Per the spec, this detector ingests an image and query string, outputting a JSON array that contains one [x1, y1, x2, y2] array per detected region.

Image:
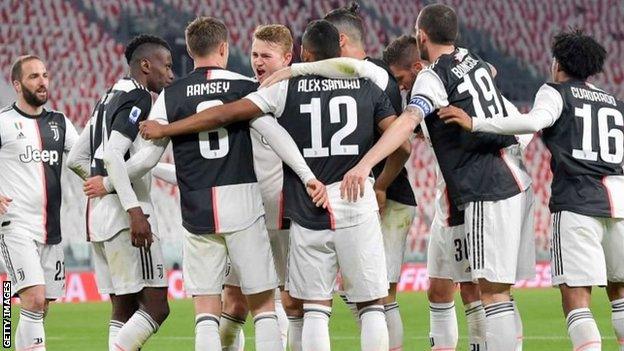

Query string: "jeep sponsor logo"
[[19, 145, 59, 165]]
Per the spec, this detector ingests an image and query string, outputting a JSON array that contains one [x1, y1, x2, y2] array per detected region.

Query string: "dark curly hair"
[[124, 34, 171, 65], [552, 29, 606, 80]]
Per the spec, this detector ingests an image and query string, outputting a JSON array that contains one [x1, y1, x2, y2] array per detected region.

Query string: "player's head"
[[251, 24, 293, 83], [550, 29, 606, 83], [301, 20, 341, 62], [185, 17, 229, 67], [324, 2, 365, 53], [124, 34, 174, 93], [415, 4, 458, 61], [383, 35, 426, 92], [11, 55, 49, 108]]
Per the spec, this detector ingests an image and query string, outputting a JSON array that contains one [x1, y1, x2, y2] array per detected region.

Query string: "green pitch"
[[9, 288, 619, 350]]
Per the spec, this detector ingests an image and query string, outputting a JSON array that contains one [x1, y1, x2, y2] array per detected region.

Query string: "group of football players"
[[1, 2, 623, 351]]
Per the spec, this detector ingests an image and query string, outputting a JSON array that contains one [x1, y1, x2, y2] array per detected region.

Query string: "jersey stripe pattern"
[[543, 80, 624, 218], [163, 67, 263, 234], [0, 104, 69, 244]]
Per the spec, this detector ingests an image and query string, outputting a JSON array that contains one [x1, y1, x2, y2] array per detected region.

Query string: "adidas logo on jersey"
[[19, 145, 59, 166]]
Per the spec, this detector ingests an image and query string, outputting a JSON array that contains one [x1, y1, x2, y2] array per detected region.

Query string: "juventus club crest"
[[49, 121, 60, 141]]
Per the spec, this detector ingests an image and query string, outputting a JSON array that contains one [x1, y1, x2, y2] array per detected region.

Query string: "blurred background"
[[0, 0, 622, 272]]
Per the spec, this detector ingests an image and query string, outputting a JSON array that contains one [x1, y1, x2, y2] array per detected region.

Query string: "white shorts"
[[551, 211, 624, 287], [91, 230, 168, 295], [184, 217, 278, 296], [0, 232, 64, 299], [427, 222, 473, 283], [288, 213, 389, 303], [381, 200, 416, 283], [225, 228, 289, 287], [464, 188, 536, 284]]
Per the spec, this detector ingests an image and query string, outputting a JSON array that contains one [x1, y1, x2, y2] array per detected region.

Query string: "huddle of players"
[[1, 2, 624, 351]]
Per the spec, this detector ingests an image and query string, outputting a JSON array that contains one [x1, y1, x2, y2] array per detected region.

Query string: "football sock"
[[288, 316, 304, 351], [465, 301, 486, 351], [384, 302, 403, 351], [114, 309, 158, 351], [567, 308, 601, 351], [16, 309, 46, 351], [484, 301, 516, 351], [219, 313, 245, 351], [275, 298, 289, 349], [360, 305, 389, 351], [302, 304, 331, 351], [611, 298, 624, 351], [511, 297, 524, 350], [429, 302, 458, 350], [109, 320, 124, 351], [253, 312, 283, 351], [195, 313, 221, 351]]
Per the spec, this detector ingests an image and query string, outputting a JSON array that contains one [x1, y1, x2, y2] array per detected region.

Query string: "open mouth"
[[256, 69, 266, 78]]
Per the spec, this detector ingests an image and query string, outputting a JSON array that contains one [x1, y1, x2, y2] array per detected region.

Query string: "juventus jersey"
[[248, 75, 396, 230], [366, 57, 417, 207], [410, 47, 531, 207], [150, 67, 263, 234], [542, 81, 624, 217], [0, 104, 78, 244], [86, 78, 156, 242]]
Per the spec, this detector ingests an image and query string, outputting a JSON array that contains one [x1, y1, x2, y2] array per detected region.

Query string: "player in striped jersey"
[[0, 55, 79, 351], [439, 29, 624, 351], [67, 35, 174, 351]]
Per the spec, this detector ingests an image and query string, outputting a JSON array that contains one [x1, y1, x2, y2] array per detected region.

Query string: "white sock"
[[235, 329, 245, 351], [275, 298, 289, 349], [195, 313, 221, 351], [384, 303, 403, 351], [359, 305, 389, 351], [612, 298, 624, 351], [340, 294, 361, 327], [464, 301, 486, 351], [511, 297, 523, 350], [253, 312, 283, 351], [429, 302, 458, 350], [16, 309, 46, 351], [109, 320, 124, 351], [288, 316, 304, 351], [302, 304, 331, 351], [114, 310, 158, 351], [567, 308, 601, 351], [484, 301, 516, 351], [220, 313, 245, 351]]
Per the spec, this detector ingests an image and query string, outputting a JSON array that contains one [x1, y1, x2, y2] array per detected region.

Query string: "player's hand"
[[139, 120, 166, 140], [128, 207, 153, 248], [260, 67, 292, 88], [84, 176, 108, 198], [0, 195, 12, 215], [306, 179, 328, 209], [374, 187, 387, 216], [341, 164, 371, 203], [438, 106, 473, 131]]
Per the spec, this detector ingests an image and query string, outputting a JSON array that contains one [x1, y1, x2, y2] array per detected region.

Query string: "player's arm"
[[152, 162, 177, 185], [249, 116, 327, 208], [66, 120, 92, 181], [438, 84, 563, 134], [139, 99, 264, 140], [261, 57, 389, 91]]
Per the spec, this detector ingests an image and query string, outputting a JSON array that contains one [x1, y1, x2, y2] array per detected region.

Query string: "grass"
[[8, 288, 621, 350]]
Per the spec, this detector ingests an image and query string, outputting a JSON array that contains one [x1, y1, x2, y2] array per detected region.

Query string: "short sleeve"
[[408, 69, 449, 117], [63, 116, 79, 152], [245, 80, 289, 118], [111, 89, 153, 140], [373, 89, 397, 125], [147, 90, 169, 124]]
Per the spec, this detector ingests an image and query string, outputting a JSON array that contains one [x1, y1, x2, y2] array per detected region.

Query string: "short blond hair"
[[253, 24, 293, 54]]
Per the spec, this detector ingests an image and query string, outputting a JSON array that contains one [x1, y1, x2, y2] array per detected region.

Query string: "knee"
[[19, 288, 46, 312], [150, 303, 170, 325], [225, 299, 249, 319], [459, 282, 481, 305], [282, 294, 303, 317], [427, 280, 455, 303]]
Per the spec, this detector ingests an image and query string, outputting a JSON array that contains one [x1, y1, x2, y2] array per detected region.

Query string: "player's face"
[[15, 59, 49, 107], [390, 65, 417, 93], [251, 39, 292, 83], [146, 48, 174, 93]]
